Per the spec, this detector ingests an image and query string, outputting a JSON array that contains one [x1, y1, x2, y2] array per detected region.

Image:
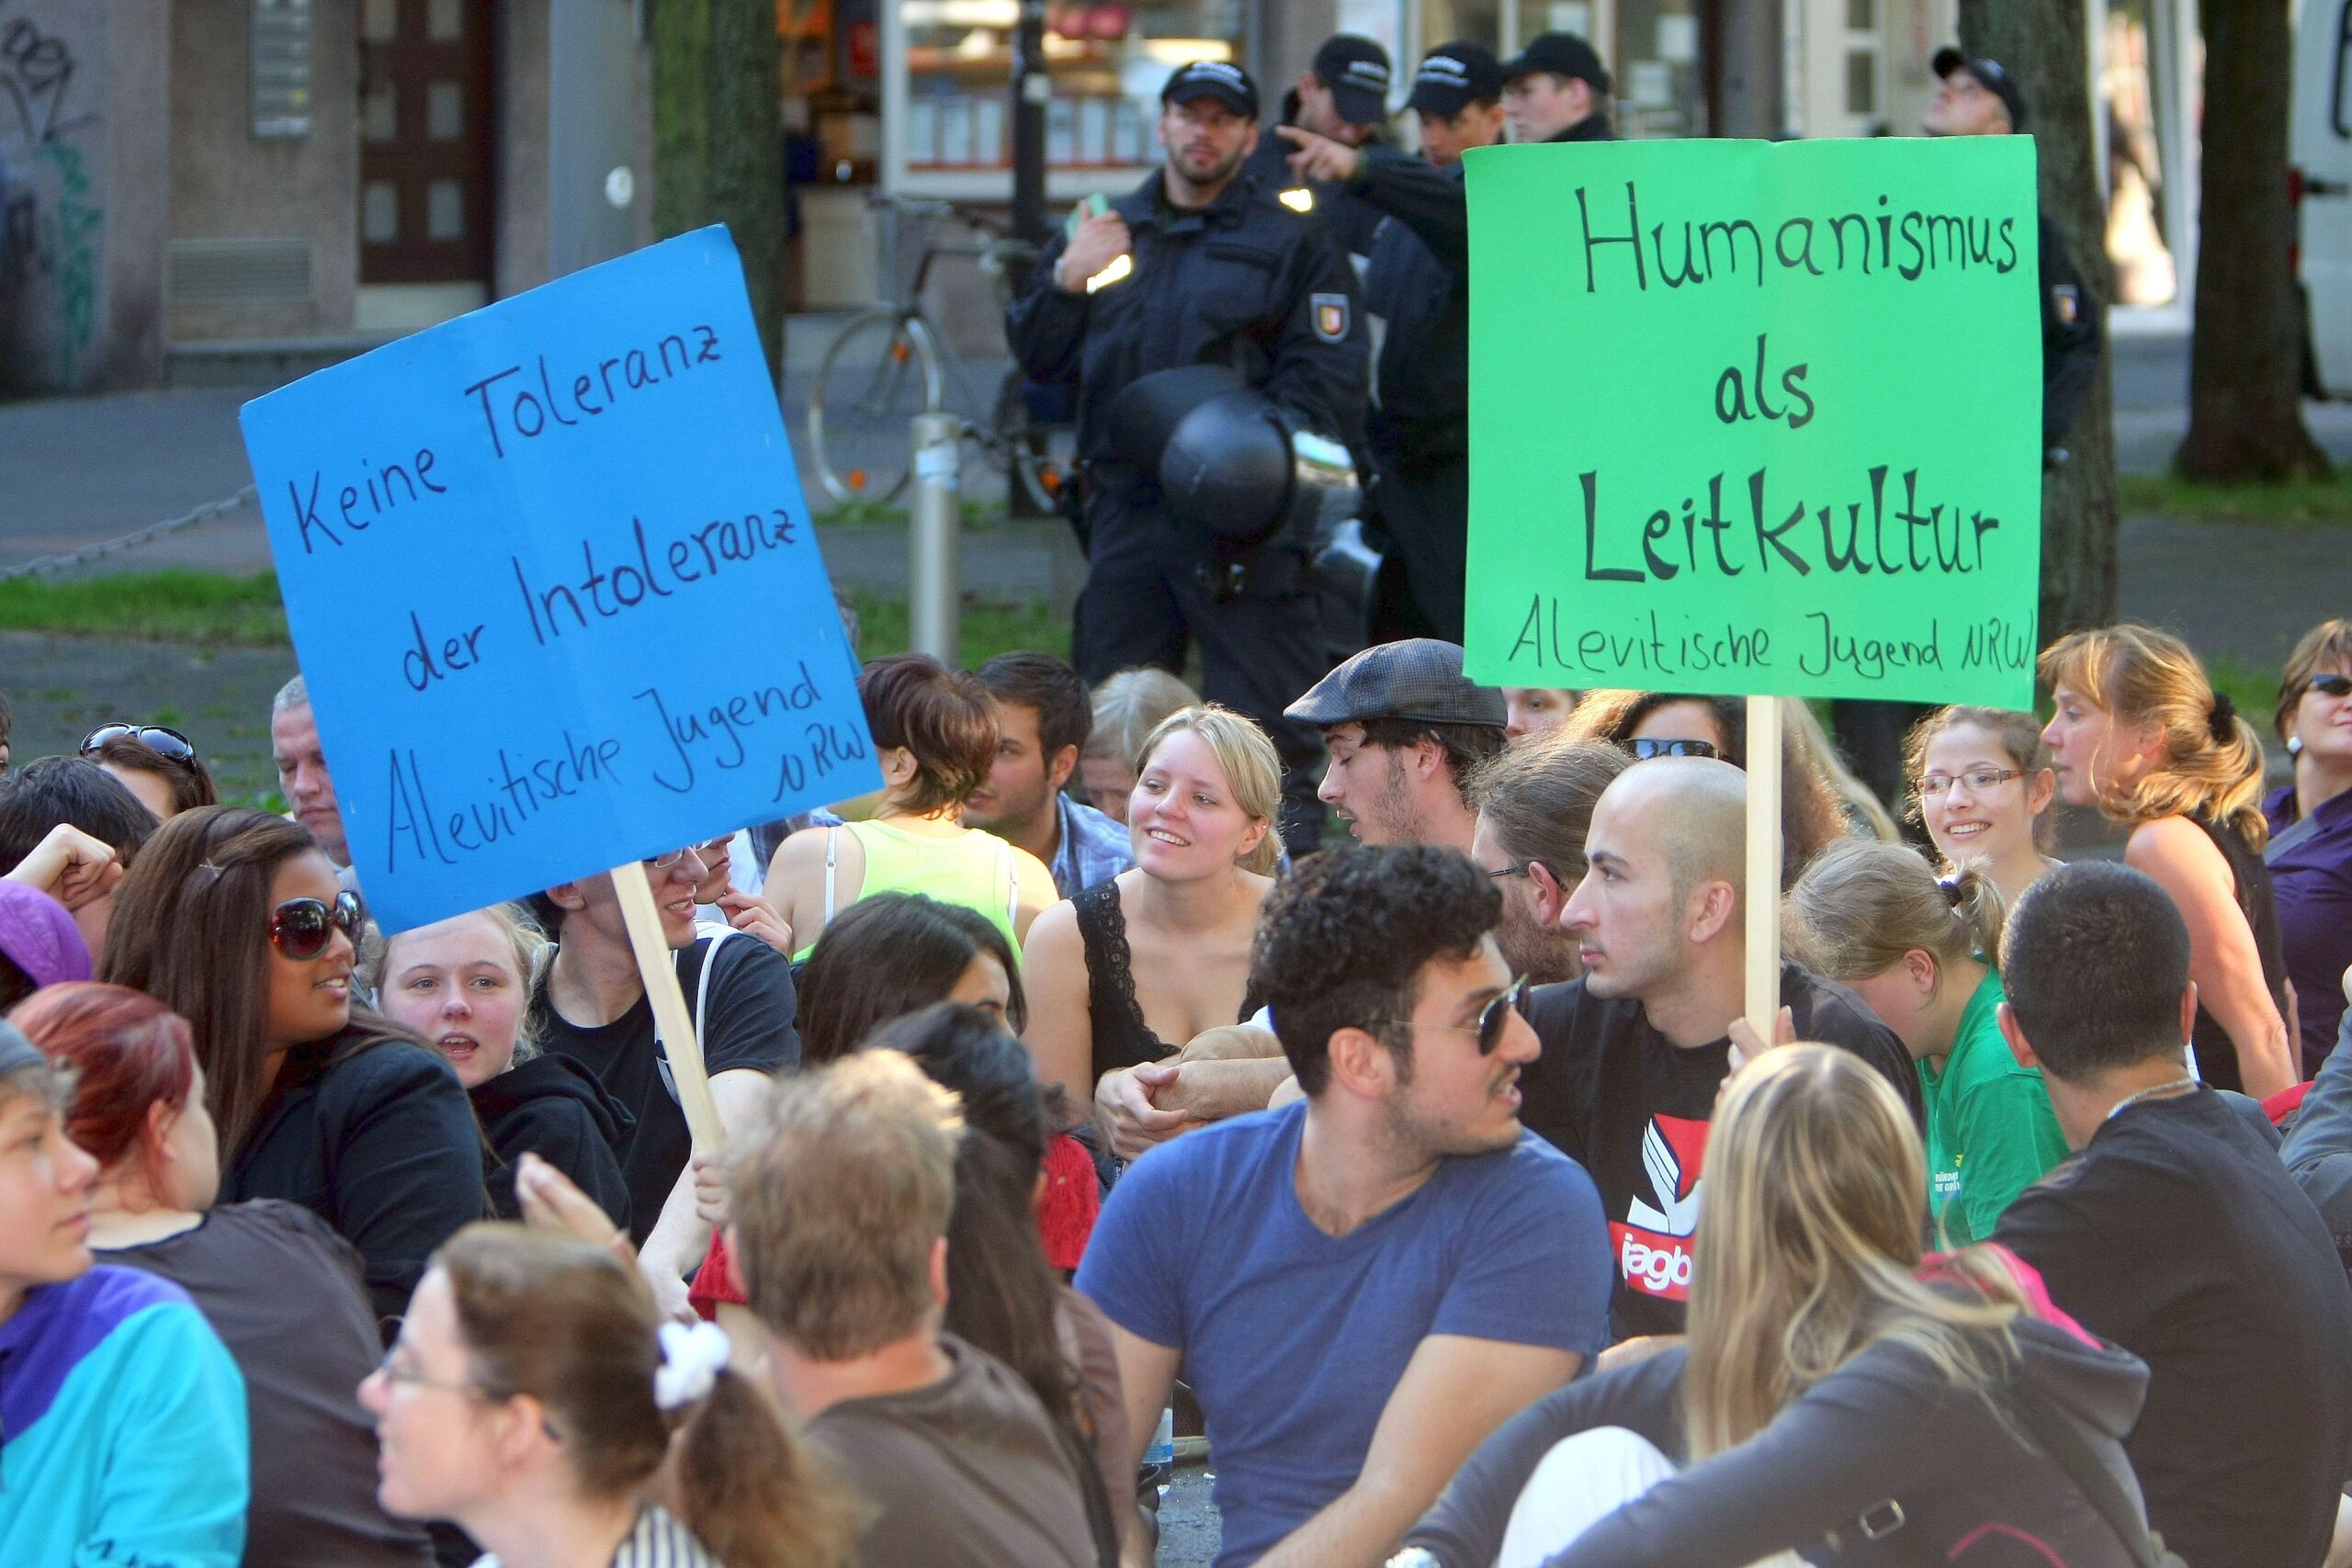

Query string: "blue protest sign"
[[240, 225, 880, 934]]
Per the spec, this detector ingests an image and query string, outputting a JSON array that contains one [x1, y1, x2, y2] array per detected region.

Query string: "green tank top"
[[792, 818, 1023, 962]]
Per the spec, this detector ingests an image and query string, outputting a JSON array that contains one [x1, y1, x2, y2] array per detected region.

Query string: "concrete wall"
[[0, 0, 171, 392], [168, 0, 358, 341]]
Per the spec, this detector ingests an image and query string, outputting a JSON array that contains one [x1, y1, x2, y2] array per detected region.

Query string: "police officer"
[[1240, 35, 1393, 255], [1835, 46, 2108, 811], [1005, 61, 1367, 852]]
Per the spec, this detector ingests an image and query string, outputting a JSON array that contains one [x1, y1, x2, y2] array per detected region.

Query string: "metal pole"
[[910, 412, 964, 665], [1011, 0, 1050, 248]]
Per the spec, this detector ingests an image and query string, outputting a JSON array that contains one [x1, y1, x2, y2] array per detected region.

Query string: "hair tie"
[[1938, 874, 1965, 908], [2209, 692, 2236, 742], [652, 1320, 729, 1411]]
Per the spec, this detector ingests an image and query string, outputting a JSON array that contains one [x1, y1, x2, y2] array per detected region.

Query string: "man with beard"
[[1464, 734, 1627, 986], [1078, 845, 1611, 1568], [1007, 62, 1365, 855], [1285, 638, 1504, 852]]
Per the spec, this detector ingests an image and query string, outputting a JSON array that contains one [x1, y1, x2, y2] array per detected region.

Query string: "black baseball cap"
[[1286, 639, 1507, 729], [1162, 60, 1260, 119], [1931, 48, 2028, 131], [1408, 40, 1505, 117], [1500, 31, 1611, 95], [1311, 35, 1394, 126]]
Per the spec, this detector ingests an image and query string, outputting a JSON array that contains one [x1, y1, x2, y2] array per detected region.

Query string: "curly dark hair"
[[1250, 844, 1499, 1097]]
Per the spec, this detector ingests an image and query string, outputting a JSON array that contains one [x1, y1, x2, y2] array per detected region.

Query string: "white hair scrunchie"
[[653, 1319, 731, 1412]]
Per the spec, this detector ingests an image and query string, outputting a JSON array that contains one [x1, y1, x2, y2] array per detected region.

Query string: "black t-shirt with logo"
[[1521, 961, 1922, 1340]]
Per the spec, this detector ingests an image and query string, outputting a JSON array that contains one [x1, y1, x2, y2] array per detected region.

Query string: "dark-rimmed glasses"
[[81, 723, 198, 767], [1374, 974, 1531, 1055], [1916, 767, 2023, 798], [270, 890, 365, 960], [1623, 738, 1717, 761]]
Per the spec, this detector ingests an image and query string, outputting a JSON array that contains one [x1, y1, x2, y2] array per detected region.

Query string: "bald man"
[[1515, 758, 1919, 1340]]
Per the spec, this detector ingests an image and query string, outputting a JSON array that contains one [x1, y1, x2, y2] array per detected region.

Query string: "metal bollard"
[[910, 412, 963, 665]]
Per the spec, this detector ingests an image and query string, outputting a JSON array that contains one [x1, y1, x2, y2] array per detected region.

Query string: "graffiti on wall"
[[0, 3, 102, 389]]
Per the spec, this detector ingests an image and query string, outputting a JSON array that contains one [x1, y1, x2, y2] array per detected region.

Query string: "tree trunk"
[[1958, 0, 2119, 640], [653, 0, 786, 386], [2175, 0, 2330, 480]]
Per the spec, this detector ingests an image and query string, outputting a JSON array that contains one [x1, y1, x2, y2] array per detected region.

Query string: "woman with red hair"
[[13, 982, 433, 1567]]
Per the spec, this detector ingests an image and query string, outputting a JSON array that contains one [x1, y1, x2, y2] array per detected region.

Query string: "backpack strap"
[[650, 926, 739, 1108]]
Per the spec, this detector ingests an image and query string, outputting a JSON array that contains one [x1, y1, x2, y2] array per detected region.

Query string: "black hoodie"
[[1406, 1297, 2151, 1567], [468, 1053, 635, 1232]]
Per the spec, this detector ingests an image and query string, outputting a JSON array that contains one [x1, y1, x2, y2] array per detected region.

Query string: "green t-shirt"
[[1919, 971, 2071, 1245]]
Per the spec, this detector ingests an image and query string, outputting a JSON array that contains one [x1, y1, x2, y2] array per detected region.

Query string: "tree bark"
[[2174, 0, 2330, 480], [1958, 0, 2120, 640], [653, 0, 786, 386]]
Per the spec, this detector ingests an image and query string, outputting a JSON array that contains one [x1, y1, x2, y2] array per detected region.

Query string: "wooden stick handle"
[[609, 859, 725, 1151], [1744, 695, 1784, 1043]]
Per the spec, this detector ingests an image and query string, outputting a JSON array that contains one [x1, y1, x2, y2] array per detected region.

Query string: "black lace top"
[[1073, 881, 1260, 1084], [2187, 810, 2291, 1093]]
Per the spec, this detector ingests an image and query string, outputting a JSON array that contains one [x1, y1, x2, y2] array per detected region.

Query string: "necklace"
[[2105, 1077, 2198, 1122]]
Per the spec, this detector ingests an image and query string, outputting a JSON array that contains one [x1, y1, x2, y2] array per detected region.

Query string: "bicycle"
[[806, 195, 1064, 512]]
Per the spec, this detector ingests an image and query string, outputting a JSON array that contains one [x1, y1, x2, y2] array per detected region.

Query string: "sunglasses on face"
[[1623, 737, 1718, 761], [270, 890, 365, 960], [1375, 974, 1532, 1055], [81, 722, 199, 767], [2307, 674, 2352, 700]]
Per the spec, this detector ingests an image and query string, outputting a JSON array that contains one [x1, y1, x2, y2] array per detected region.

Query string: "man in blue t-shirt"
[[1076, 844, 1613, 1568]]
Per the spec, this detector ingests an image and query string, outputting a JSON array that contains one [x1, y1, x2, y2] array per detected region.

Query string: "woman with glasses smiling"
[[97, 806, 487, 1330], [1903, 705, 2062, 910], [2267, 619, 2352, 1078]]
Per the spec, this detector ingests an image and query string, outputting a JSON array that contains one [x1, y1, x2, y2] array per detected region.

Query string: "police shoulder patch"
[[1312, 291, 1351, 343]]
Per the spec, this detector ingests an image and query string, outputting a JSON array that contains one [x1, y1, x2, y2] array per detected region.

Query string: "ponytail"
[[1787, 839, 2003, 997], [663, 1367, 863, 1568]]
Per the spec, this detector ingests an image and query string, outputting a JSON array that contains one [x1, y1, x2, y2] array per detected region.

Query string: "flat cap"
[[1285, 639, 1507, 728]]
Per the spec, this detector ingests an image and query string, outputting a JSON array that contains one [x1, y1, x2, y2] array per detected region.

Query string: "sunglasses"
[[270, 890, 366, 960], [2307, 674, 2352, 699], [1623, 737, 1718, 761], [81, 723, 199, 767], [1374, 974, 1532, 1055]]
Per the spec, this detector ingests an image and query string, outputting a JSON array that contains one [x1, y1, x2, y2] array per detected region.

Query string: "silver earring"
[[2288, 736, 2304, 757]]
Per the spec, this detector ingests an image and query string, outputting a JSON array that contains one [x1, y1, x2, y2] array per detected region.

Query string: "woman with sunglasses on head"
[[362, 904, 634, 1230], [99, 805, 487, 1329], [81, 722, 219, 821], [1564, 690, 1849, 887], [2267, 619, 2352, 1080], [15, 981, 435, 1566], [363, 1224, 856, 1568], [2041, 625, 2294, 1098], [1904, 705, 2062, 910]]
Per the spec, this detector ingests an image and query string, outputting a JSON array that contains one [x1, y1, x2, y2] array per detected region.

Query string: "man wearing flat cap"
[[1286, 638, 1506, 852]]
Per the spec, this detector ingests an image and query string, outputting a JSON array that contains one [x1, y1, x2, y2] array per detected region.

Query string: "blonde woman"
[[2041, 624, 2294, 1097], [365, 903, 633, 1227], [1401, 1047, 2153, 1568], [1789, 840, 2067, 1242], [1023, 705, 1282, 1160]]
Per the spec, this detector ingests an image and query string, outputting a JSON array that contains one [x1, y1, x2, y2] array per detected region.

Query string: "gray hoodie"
[[1405, 1307, 2151, 1567]]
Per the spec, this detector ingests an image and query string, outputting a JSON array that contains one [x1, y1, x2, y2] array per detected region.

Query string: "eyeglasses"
[[270, 890, 365, 960], [1485, 863, 1531, 881], [1915, 767, 2023, 798], [644, 848, 706, 872], [81, 723, 198, 767], [1623, 738, 1717, 761], [2306, 673, 2352, 700], [1373, 975, 1531, 1056], [375, 1344, 488, 1401]]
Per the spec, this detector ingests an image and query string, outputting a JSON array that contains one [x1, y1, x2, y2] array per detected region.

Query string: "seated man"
[[527, 844, 798, 1314], [1523, 757, 1919, 1340], [1993, 863, 2352, 1568], [1285, 638, 1505, 852], [1078, 844, 1613, 1568], [1465, 734, 1628, 987], [968, 652, 1136, 898], [726, 1048, 1094, 1568], [269, 674, 351, 874], [0, 756, 158, 954]]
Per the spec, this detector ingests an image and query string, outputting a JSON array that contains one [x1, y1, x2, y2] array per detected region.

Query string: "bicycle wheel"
[[808, 310, 943, 506], [988, 365, 1066, 514]]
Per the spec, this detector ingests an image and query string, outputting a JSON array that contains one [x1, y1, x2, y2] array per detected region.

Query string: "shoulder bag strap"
[[2004, 1369, 2174, 1568]]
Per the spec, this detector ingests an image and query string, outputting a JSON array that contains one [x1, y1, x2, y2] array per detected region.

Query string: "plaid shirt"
[[1051, 792, 1136, 897]]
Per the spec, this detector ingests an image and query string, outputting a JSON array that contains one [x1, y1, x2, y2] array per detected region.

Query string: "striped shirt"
[[475, 1505, 719, 1567]]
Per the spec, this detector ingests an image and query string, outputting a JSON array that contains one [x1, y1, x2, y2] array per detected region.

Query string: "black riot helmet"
[[1106, 366, 1359, 551]]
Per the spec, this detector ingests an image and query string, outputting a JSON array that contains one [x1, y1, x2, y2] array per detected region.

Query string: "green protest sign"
[[1463, 136, 2042, 708]]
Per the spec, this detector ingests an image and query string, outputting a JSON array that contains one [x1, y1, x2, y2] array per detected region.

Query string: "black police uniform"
[[1241, 104, 1389, 257], [1005, 167, 1368, 852], [1345, 112, 1613, 643]]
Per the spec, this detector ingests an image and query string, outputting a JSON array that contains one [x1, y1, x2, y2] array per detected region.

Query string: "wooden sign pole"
[[609, 859, 726, 1151], [1743, 695, 1784, 1043]]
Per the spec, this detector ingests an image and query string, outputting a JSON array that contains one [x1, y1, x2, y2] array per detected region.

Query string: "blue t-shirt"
[[1075, 1102, 1612, 1567]]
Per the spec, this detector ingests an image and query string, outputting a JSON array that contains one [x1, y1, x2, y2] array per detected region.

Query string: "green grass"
[[0, 568, 1061, 669], [0, 570, 291, 644], [2119, 468, 2352, 525], [2206, 654, 2283, 731], [814, 497, 1012, 530]]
